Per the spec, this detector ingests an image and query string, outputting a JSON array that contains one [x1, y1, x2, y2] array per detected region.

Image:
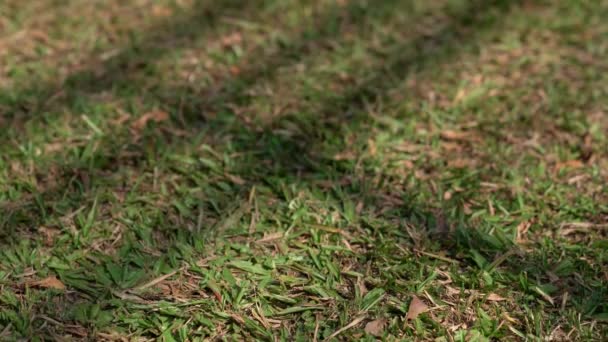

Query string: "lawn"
[[0, 0, 607, 340]]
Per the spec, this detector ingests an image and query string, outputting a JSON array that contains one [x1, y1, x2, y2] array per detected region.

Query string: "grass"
[[0, 0, 607, 340]]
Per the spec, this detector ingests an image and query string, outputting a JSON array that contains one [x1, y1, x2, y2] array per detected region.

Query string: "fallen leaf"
[[440, 130, 477, 142], [546, 271, 560, 283], [441, 141, 464, 151], [516, 221, 532, 243], [486, 293, 506, 301], [30, 276, 65, 290], [364, 318, 386, 336], [225, 173, 246, 185], [256, 232, 283, 243], [555, 159, 584, 171], [44, 142, 65, 153], [38, 226, 60, 246], [131, 110, 169, 131], [229, 65, 241, 75], [341, 238, 353, 251], [559, 221, 608, 236], [220, 32, 243, 47], [355, 201, 364, 214], [393, 143, 424, 153], [357, 277, 368, 297], [567, 174, 588, 185], [111, 110, 131, 126], [29, 29, 50, 43], [155, 283, 173, 296], [445, 286, 460, 297], [152, 5, 173, 17], [447, 158, 471, 168], [488, 199, 495, 216], [333, 151, 356, 161], [367, 139, 377, 156], [581, 133, 594, 161], [231, 313, 245, 325], [406, 295, 428, 320], [472, 74, 484, 85]]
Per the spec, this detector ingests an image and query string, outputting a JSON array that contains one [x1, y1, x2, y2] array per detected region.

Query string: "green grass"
[[1, 0, 607, 340]]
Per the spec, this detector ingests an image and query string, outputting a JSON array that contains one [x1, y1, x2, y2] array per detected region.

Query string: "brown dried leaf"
[[333, 151, 356, 161], [152, 5, 173, 17], [488, 199, 495, 216], [555, 159, 584, 171], [486, 293, 506, 301], [581, 133, 594, 161], [546, 271, 560, 283], [447, 158, 471, 168], [445, 286, 460, 297], [440, 130, 474, 142], [231, 313, 245, 325], [44, 142, 65, 153], [111, 111, 131, 126], [38, 226, 60, 246], [256, 232, 283, 243], [225, 173, 246, 185], [516, 221, 532, 243], [441, 141, 464, 151], [393, 143, 424, 153], [221, 32, 243, 47], [364, 318, 386, 336], [131, 110, 169, 131], [443, 191, 452, 200], [367, 139, 377, 156], [406, 295, 428, 320], [355, 201, 364, 215], [567, 174, 588, 185], [30, 276, 65, 290], [229, 65, 242, 76], [29, 30, 50, 43], [358, 277, 368, 297]]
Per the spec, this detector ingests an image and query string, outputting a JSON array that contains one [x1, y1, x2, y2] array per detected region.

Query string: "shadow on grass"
[[0, 0, 492, 240], [0, 0, 402, 237], [1, 0, 604, 339]]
